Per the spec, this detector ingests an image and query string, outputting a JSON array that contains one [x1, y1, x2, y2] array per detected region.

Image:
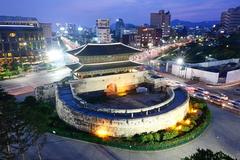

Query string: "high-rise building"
[[0, 16, 40, 27], [150, 10, 171, 37], [115, 18, 125, 41], [0, 25, 44, 65], [138, 27, 162, 48], [96, 19, 111, 43], [122, 33, 139, 48], [0, 16, 50, 65], [66, 23, 78, 35], [40, 23, 52, 47], [221, 6, 240, 33]]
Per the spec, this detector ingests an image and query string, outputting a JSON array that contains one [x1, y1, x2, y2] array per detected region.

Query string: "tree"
[[0, 87, 40, 160], [11, 61, 20, 71], [23, 64, 31, 72], [0, 94, 17, 159], [4, 69, 12, 78], [20, 97, 55, 160], [182, 148, 236, 160], [2, 64, 8, 71], [23, 96, 37, 106], [17, 66, 23, 73]]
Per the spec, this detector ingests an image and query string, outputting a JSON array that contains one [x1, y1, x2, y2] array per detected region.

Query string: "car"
[[192, 93, 209, 100], [227, 100, 240, 109], [217, 93, 228, 101], [208, 94, 223, 105], [196, 87, 209, 94], [209, 94, 221, 101], [185, 86, 196, 93]]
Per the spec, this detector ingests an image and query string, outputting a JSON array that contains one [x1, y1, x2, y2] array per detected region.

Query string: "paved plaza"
[[0, 67, 70, 101]]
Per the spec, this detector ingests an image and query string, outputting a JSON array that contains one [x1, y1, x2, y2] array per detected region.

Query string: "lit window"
[[9, 33, 16, 37]]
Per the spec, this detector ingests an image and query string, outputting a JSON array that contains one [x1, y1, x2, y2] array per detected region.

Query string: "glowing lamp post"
[[96, 129, 108, 138], [78, 27, 83, 32], [176, 58, 184, 65], [46, 49, 64, 66], [176, 58, 184, 78]]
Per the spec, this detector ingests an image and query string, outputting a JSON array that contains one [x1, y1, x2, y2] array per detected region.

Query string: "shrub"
[[181, 126, 191, 132], [163, 130, 179, 140], [140, 134, 154, 143], [153, 132, 161, 142]]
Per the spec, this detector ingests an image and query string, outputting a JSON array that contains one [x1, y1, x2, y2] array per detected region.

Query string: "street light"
[[176, 58, 185, 78], [60, 27, 65, 31], [78, 27, 83, 31], [176, 58, 184, 65], [46, 49, 63, 62]]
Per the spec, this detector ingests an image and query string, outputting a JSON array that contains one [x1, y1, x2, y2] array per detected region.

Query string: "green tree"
[[23, 96, 37, 106], [2, 64, 8, 71], [4, 69, 12, 78], [17, 66, 23, 73], [182, 148, 236, 160], [23, 64, 31, 72], [0, 89, 17, 159], [11, 61, 20, 71], [0, 87, 40, 160]]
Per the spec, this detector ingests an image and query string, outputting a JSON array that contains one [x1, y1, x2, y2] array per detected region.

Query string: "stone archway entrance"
[[105, 83, 118, 96]]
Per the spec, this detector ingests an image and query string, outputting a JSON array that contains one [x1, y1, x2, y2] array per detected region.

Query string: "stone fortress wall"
[[56, 92, 189, 137], [70, 71, 147, 94], [56, 72, 190, 137]]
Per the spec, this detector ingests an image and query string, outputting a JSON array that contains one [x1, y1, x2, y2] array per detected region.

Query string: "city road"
[[0, 67, 71, 98]]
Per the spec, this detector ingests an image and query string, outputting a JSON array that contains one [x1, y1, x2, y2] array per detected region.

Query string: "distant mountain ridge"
[[171, 19, 219, 28], [110, 23, 137, 30], [110, 19, 220, 30]]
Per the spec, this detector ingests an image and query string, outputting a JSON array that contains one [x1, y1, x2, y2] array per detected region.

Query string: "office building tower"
[[115, 18, 125, 41], [150, 10, 171, 37], [221, 6, 240, 33], [96, 19, 111, 43]]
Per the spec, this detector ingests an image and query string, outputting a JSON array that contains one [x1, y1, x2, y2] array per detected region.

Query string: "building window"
[[8, 53, 12, 57], [9, 33, 16, 38], [4, 43, 10, 52]]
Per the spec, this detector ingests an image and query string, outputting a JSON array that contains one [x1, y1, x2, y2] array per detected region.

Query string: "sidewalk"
[[207, 81, 240, 88]]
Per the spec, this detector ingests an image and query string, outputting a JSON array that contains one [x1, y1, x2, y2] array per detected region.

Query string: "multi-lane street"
[[0, 67, 70, 100], [148, 67, 240, 114]]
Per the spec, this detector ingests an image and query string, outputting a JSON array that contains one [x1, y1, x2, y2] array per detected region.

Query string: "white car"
[[227, 100, 240, 109], [192, 93, 209, 100], [196, 87, 209, 94], [218, 93, 228, 101]]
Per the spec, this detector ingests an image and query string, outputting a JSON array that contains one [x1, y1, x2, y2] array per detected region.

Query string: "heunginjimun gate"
[[66, 43, 142, 79]]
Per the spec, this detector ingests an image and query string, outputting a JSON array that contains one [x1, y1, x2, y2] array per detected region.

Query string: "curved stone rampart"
[[56, 86, 189, 137]]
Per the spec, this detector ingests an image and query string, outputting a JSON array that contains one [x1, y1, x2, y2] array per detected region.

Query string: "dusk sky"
[[0, 0, 239, 27]]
